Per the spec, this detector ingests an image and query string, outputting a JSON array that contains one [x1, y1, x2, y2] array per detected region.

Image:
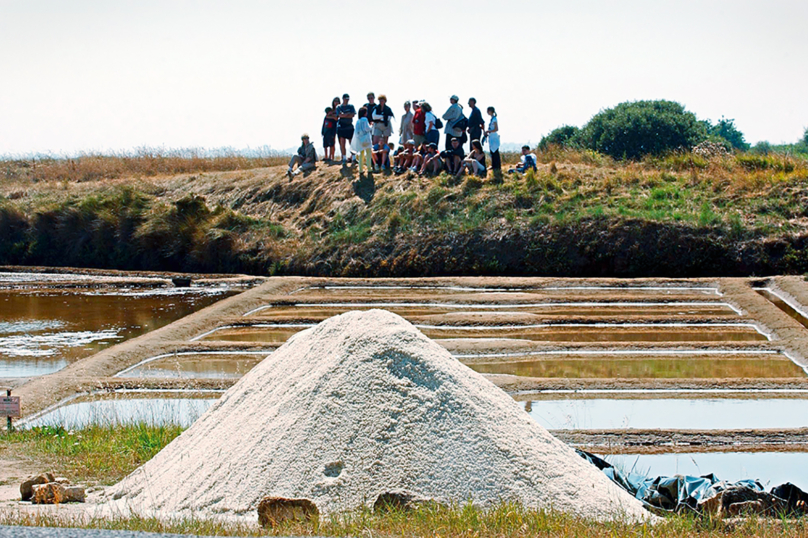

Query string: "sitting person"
[[287, 134, 317, 178], [372, 142, 394, 171], [409, 143, 428, 172], [439, 137, 465, 175], [419, 143, 442, 176], [394, 140, 416, 174], [509, 145, 538, 173], [458, 139, 487, 178]]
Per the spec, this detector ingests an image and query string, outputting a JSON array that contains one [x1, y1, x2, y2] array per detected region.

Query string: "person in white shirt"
[[421, 102, 440, 146], [399, 101, 414, 145], [509, 145, 538, 174], [371, 94, 395, 146], [485, 106, 501, 172]]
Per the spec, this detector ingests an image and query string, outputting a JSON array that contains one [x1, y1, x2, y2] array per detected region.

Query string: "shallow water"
[[755, 288, 808, 330], [23, 395, 219, 429], [525, 398, 808, 430], [120, 352, 269, 379], [470, 356, 805, 379], [293, 285, 722, 297], [199, 324, 767, 344], [0, 288, 236, 377], [604, 452, 808, 491]]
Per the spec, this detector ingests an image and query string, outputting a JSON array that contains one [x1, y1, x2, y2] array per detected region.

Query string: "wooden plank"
[[0, 397, 20, 418]]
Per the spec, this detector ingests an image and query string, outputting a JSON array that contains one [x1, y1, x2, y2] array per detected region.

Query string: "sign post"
[[1, 390, 21, 432]]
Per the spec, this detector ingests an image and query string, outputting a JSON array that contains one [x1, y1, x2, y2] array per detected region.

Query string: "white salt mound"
[[106, 310, 648, 521]]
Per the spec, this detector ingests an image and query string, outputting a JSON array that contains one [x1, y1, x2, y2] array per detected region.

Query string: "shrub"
[[575, 100, 707, 160], [538, 125, 580, 150], [706, 117, 749, 151]]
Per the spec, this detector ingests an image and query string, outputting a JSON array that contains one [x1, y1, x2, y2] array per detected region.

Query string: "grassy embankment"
[[2, 148, 808, 277], [2, 424, 806, 537], [1, 424, 805, 537]]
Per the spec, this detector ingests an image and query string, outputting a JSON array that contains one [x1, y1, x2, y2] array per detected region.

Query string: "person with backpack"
[[335, 94, 356, 164], [442, 95, 466, 150], [421, 102, 441, 147], [467, 97, 485, 151]]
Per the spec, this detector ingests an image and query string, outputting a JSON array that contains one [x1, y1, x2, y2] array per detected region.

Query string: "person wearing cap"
[[371, 94, 395, 146], [287, 134, 317, 178], [467, 97, 485, 152], [399, 101, 414, 146], [335, 94, 356, 163], [411, 101, 426, 147], [442, 95, 466, 151]]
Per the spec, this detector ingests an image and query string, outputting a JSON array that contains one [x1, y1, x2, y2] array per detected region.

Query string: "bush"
[[706, 117, 749, 151], [576, 100, 707, 160], [538, 125, 580, 150]]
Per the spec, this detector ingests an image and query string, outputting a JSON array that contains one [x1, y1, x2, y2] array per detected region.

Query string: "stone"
[[63, 486, 86, 503], [373, 491, 443, 513], [257, 497, 318, 528], [727, 500, 765, 516], [20, 474, 52, 502], [32, 482, 66, 505], [54, 477, 71, 485], [699, 485, 785, 518]]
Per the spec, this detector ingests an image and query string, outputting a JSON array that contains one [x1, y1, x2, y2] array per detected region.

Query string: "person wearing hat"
[[335, 94, 356, 163], [371, 94, 395, 146], [442, 95, 466, 151], [287, 134, 318, 178]]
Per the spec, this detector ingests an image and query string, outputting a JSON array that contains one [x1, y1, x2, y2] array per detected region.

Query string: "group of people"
[[288, 93, 506, 178]]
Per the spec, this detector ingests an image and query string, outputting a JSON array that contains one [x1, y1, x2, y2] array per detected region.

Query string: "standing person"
[[467, 97, 485, 151], [321, 107, 338, 162], [371, 94, 395, 146], [331, 96, 341, 112], [422, 102, 440, 146], [350, 107, 373, 175], [485, 106, 501, 172], [287, 134, 317, 178], [335, 94, 356, 163], [442, 95, 465, 150], [399, 101, 414, 145], [411, 101, 426, 147], [363, 92, 376, 126]]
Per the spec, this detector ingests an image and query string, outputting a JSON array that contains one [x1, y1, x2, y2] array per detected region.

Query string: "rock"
[[54, 477, 71, 485], [257, 497, 318, 528], [373, 491, 443, 512], [20, 474, 52, 501], [63, 486, 86, 503], [32, 482, 66, 505], [727, 500, 765, 516]]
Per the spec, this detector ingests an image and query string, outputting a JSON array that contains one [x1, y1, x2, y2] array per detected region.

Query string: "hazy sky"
[[1, 0, 806, 155]]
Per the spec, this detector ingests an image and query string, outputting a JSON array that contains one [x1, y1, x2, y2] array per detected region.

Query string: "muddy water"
[[121, 352, 269, 379], [253, 304, 737, 318], [0, 289, 235, 377], [525, 397, 808, 430], [755, 289, 808, 330], [470, 356, 805, 379], [604, 452, 808, 491], [199, 324, 767, 344], [23, 393, 219, 429]]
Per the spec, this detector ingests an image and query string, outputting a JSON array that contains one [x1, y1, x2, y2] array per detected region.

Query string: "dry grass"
[[1, 148, 289, 183]]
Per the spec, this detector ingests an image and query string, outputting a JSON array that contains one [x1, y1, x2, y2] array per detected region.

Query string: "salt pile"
[[105, 310, 648, 521]]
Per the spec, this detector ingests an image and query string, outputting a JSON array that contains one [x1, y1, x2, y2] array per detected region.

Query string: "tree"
[[538, 125, 580, 150], [708, 117, 749, 151], [575, 100, 707, 160]]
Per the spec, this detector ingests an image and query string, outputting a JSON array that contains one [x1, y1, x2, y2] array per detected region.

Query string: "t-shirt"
[[521, 153, 537, 169], [322, 115, 337, 134], [425, 112, 437, 132], [335, 104, 356, 127]]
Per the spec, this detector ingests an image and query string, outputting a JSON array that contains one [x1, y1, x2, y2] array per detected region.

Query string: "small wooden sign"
[[0, 396, 20, 418]]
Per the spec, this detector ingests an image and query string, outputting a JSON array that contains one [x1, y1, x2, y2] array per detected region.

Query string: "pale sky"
[[1, 0, 806, 156]]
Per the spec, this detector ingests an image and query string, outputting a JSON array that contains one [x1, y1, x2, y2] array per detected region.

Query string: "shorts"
[[426, 130, 440, 145], [372, 122, 393, 138], [413, 134, 426, 147], [322, 130, 336, 147], [337, 125, 354, 140]]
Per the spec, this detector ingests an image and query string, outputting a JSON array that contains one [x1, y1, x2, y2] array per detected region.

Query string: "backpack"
[[434, 117, 443, 129], [453, 115, 468, 131]]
